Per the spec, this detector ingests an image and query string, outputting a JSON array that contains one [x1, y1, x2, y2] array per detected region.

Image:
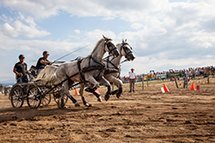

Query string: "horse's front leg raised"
[[85, 83, 102, 102], [85, 75, 105, 102], [106, 75, 123, 98], [98, 76, 111, 101]]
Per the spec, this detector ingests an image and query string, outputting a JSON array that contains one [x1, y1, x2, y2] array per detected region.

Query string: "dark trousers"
[[129, 79, 135, 92]]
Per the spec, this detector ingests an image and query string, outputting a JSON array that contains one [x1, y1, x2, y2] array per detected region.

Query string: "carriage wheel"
[[27, 85, 41, 109], [41, 94, 52, 107], [54, 93, 68, 109], [39, 87, 52, 107], [10, 85, 24, 108]]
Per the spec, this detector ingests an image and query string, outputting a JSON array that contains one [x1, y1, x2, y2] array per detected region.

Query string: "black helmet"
[[19, 54, 25, 59]]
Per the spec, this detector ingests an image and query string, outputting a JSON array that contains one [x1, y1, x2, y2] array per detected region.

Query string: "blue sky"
[[0, 0, 215, 83]]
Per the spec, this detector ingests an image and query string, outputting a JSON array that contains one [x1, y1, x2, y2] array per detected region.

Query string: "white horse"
[[34, 36, 119, 107], [84, 40, 135, 101]]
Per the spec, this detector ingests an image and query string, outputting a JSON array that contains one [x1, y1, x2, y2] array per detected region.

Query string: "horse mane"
[[116, 43, 122, 48], [116, 43, 123, 54], [90, 38, 104, 55]]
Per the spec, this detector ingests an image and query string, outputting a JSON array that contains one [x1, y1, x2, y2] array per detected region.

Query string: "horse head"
[[120, 39, 135, 61], [103, 35, 119, 57]]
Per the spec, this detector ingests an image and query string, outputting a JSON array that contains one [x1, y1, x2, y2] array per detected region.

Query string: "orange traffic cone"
[[190, 82, 195, 91], [74, 88, 80, 96], [161, 84, 170, 93], [164, 84, 170, 92]]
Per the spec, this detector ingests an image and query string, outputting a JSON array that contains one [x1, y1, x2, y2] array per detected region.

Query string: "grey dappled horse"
[[34, 36, 119, 107], [83, 40, 135, 101]]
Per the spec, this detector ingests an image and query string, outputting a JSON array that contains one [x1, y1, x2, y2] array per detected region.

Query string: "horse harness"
[[52, 39, 116, 87], [76, 39, 117, 82], [104, 56, 120, 75], [77, 55, 105, 83]]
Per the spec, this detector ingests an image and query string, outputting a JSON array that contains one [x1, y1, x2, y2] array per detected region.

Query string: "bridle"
[[120, 42, 133, 58], [104, 39, 118, 55], [104, 42, 133, 73]]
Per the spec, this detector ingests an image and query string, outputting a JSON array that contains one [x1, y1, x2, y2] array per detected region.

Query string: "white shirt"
[[129, 72, 136, 79]]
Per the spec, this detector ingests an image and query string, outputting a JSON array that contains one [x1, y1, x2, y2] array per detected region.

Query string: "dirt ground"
[[0, 78, 214, 143]]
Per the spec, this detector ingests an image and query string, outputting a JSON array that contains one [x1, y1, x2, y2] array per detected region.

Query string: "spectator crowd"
[[121, 66, 215, 83]]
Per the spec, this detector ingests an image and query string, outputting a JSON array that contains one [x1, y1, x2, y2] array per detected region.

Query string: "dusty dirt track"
[[0, 78, 215, 143]]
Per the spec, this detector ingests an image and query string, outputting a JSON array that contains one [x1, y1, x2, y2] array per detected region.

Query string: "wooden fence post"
[[174, 77, 179, 88], [142, 77, 144, 90]]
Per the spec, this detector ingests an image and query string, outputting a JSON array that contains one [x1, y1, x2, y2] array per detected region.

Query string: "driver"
[[36, 51, 51, 73]]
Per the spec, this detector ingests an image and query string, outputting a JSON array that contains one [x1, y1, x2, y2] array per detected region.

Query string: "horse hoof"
[[74, 102, 80, 107], [116, 93, 121, 98], [85, 103, 92, 107], [97, 97, 102, 102], [104, 95, 110, 101]]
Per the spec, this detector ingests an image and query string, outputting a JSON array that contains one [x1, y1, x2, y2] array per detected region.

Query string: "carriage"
[[9, 65, 69, 109]]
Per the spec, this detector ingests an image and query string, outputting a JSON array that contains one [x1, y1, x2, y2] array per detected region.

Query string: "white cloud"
[[0, 30, 115, 82], [0, 0, 215, 82], [1, 0, 59, 19], [130, 23, 143, 30], [85, 29, 117, 45], [2, 23, 17, 37], [1, 14, 50, 38], [74, 29, 80, 34], [1, 0, 171, 20]]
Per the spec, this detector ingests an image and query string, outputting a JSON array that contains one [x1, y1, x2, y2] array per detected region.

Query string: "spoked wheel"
[[39, 87, 52, 107], [27, 85, 41, 109], [53, 92, 68, 109], [41, 94, 52, 107], [10, 84, 24, 108]]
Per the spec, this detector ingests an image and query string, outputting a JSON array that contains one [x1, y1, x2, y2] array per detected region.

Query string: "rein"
[[120, 59, 128, 64], [52, 46, 87, 64], [104, 56, 119, 71]]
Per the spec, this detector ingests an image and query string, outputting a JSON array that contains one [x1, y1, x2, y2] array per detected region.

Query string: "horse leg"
[[85, 76, 100, 90], [84, 76, 104, 103], [98, 76, 111, 101], [92, 90, 102, 102], [64, 90, 80, 107], [106, 75, 123, 98], [63, 82, 80, 107], [79, 83, 91, 107], [85, 83, 102, 102]]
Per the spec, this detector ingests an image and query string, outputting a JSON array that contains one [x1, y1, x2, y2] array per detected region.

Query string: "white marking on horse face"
[[121, 42, 135, 61], [121, 45, 127, 56], [122, 44, 131, 56]]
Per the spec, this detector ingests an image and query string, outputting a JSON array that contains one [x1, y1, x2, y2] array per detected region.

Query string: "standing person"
[[129, 68, 136, 92], [13, 54, 28, 83], [36, 51, 51, 73], [183, 70, 189, 88]]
